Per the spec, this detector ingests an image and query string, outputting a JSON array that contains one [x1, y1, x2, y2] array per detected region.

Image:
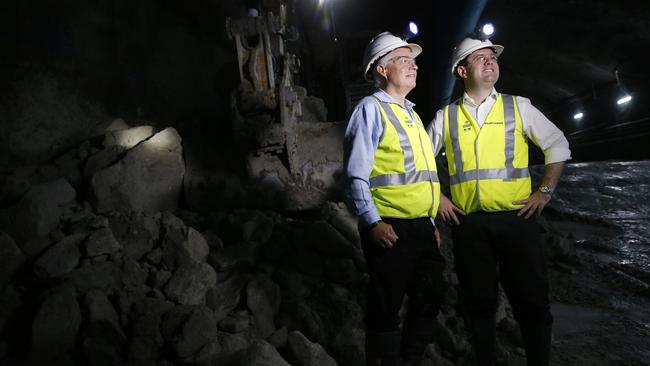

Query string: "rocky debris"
[[5, 125, 647, 366], [321, 201, 360, 245], [85, 227, 121, 257], [246, 275, 281, 338], [30, 284, 82, 361], [206, 274, 252, 319], [164, 262, 217, 305], [109, 210, 161, 261], [0, 161, 381, 365], [161, 305, 220, 364], [7, 178, 76, 244], [227, 339, 292, 366], [103, 125, 154, 149], [0, 232, 25, 290], [287, 330, 337, 366], [82, 290, 127, 366], [33, 233, 86, 279], [128, 298, 175, 365], [0, 285, 23, 336], [84, 145, 126, 178], [91, 127, 185, 213]]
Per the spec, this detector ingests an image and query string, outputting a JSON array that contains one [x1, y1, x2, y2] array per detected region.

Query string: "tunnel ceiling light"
[[481, 23, 495, 37], [616, 94, 632, 105], [408, 21, 419, 37], [573, 112, 584, 120]]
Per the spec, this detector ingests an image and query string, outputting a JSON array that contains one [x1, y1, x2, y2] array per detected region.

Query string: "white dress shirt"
[[427, 88, 571, 164]]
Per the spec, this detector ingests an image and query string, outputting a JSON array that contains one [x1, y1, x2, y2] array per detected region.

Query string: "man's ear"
[[376, 64, 387, 78], [456, 65, 467, 79]]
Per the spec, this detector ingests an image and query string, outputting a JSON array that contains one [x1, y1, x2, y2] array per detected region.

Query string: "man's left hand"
[[513, 191, 551, 219]]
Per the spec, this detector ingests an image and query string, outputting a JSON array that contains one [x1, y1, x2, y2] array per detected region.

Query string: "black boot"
[[400, 316, 436, 366], [519, 322, 552, 366], [366, 331, 402, 366], [468, 315, 497, 366]]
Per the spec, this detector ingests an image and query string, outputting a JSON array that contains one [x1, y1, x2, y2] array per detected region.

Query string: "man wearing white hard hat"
[[426, 36, 571, 366], [344, 31, 445, 366]]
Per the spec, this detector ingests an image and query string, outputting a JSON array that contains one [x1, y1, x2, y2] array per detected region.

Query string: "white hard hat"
[[362, 32, 422, 81], [450, 37, 504, 76]]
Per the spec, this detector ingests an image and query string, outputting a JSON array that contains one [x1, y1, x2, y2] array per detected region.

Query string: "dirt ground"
[[546, 216, 650, 366]]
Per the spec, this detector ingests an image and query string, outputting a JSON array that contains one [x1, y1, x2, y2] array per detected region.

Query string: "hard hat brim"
[[364, 43, 422, 81]]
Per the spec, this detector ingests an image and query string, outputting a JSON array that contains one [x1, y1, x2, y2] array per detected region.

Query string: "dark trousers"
[[452, 211, 553, 366], [362, 217, 446, 365]]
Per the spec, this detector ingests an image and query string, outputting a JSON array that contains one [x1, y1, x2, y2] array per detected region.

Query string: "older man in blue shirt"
[[344, 32, 445, 366]]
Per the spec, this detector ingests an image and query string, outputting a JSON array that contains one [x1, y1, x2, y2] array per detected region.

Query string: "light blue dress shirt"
[[343, 89, 420, 227]]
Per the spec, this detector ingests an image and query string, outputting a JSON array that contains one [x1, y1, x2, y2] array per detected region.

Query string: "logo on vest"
[[405, 118, 414, 127], [462, 121, 472, 131]]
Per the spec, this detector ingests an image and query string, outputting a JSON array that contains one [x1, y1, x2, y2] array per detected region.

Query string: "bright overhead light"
[[408, 21, 419, 36], [573, 112, 584, 120], [616, 94, 632, 105], [481, 23, 495, 37]]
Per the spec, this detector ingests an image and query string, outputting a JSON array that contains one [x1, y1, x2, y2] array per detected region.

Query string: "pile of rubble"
[[0, 121, 577, 365]]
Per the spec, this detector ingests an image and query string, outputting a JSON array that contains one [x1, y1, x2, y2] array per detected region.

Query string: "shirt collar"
[[462, 88, 498, 107], [373, 89, 416, 110]]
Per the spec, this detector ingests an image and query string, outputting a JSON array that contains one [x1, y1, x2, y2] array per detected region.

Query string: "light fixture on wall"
[[614, 68, 633, 107]]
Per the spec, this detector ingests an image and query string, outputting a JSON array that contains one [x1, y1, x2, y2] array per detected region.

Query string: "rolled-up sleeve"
[[343, 98, 383, 226], [518, 97, 572, 164], [427, 109, 445, 156]]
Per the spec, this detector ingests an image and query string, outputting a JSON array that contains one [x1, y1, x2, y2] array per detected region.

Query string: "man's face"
[[378, 47, 418, 90], [458, 47, 499, 86]]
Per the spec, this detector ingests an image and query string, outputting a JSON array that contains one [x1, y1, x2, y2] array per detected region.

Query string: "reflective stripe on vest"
[[447, 95, 530, 184], [446, 94, 530, 212], [370, 98, 440, 219], [370, 101, 439, 187]]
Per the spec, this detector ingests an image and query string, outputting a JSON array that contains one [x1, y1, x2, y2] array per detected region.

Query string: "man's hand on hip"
[[513, 191, 551, 219], [370, 221, 399, 248], [437, 193, 465, 225]]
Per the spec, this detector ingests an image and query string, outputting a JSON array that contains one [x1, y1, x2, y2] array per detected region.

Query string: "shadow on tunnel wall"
[[0, 0, 245, 172]]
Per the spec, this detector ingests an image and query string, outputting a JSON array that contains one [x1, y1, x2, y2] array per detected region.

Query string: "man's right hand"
[[369, 221, 399, 248], [437, 193, 465, 225]]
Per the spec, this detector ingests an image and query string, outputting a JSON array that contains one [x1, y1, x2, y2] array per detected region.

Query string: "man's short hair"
[[454, 57, 468, 80]]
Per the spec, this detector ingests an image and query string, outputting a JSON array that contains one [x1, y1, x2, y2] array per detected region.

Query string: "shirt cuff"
[[359, 211, 381, 227]]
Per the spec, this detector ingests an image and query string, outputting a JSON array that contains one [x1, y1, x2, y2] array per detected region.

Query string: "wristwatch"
[[367, 220, 382, 230], [538, 186, 553, 195]]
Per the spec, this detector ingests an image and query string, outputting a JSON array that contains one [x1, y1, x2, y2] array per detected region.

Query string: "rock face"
[[288, 330, 338, 366], [8, 178, 76, 244], [30, 284, 82, 361], [8, 122, 637, 366], [91, 127, 184, 213], [0, 232, 25, 289], [103, 126, 154, 149], [164, 262, 217, 305], [32, 233, 86, 278]]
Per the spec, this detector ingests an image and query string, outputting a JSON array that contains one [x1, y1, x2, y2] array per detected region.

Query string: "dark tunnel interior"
[[1, 1, 650, 366]]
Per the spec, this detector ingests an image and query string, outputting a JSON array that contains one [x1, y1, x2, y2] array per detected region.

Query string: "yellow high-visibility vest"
[[370, 98, 440, 219], [443, 94, 531, 213]]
